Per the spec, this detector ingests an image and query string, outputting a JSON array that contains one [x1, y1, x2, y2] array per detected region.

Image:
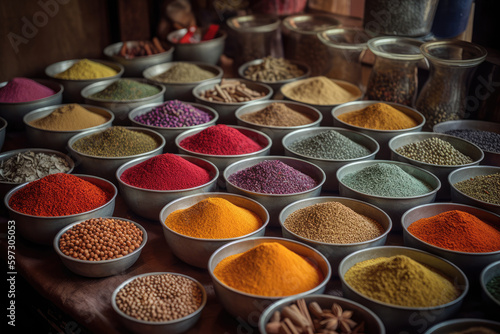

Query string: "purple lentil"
[[134, 100, 213, 127], [227, 160, 318, 194]]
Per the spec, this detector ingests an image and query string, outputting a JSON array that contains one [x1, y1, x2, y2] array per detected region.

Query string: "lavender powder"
[[134, 100, 213, 127]]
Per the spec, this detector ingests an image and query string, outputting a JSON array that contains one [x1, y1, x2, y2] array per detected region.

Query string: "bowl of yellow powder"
[[339, 246, 468, 333], [208, 237, 331, 320], [24, 104, 114, 151], [45, 58, 124, 102], [159, 192, 269, 269]]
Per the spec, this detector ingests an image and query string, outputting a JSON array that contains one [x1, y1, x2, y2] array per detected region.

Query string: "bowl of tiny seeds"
[[111, 272, 207, 334], [54, 217, 147, 277], [481, 261, 500, 310], [425, 318, 500, 334]]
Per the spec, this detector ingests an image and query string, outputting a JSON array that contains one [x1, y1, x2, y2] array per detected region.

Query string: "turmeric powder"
[[337, 102, 419, 130], [55, 59, 117, 80]]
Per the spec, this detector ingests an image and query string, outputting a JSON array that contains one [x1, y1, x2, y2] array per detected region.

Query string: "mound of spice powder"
[[134, 100, 213, 127], [395, 137, 474, 165], [29, 104, 109, 131], [282, 76, 361, 105], [0, 77, 55, 103], [453, 173, 500, 205], [444, 129, 500, 154], [55, 59, 117, 80], [8, 173, 112, 216], [337, 102, 419, 130], [487, 275, 500, 303], [120, 154, 211, 190], [152, 62, 215, 83], [90, 79, 160, 101], [240, 102, 314, 127], [179, 124, 262, 155], [227, 160, 318, 194]]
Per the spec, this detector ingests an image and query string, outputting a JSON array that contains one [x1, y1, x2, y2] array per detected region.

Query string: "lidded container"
[[365, 37, 423, 106], [415, 40, 487, 130]]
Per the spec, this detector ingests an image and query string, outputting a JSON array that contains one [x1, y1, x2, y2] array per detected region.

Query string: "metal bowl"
[[4, 174, 117, 245], [111, 272, 207, 334], [53, 217, 147, 277], [259, 294, 385, 334], [0, 79, 63, 129], [283, 127, 379, 192], [224, 156, 325, 226], [235, 100, 322, 155], [433, 119, 500, 166], [389, 132, 484, 199], [103, 41, 174, 77], [159, 192, 269, 269], [81, 78, 165, 125], [332, 100, 425, 159], [208, 237, 331, 320], [116, 154, 219, 221], [45, 59, 124, 102], [143, 61, 223, 101], [68, 127, 165, 182], [480, 261, 500, 310], [23, 104, 114, 151], [337, 160, 440, 231], [0, 116, 6, 151], [424, 318, 500, 334], [339, 246, 469, 333], [193, 78, 273, 125], [402, 202, 500, 280], [128, 101, 218, 153], [280, 196, 391, 276], [167, 28, 227, 65]]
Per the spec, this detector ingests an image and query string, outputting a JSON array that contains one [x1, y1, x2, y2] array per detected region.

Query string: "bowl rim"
[[45, 58, 125, 82], [193, 78, 274, 106], [237, 58, 311, 85], [448, 165, 500, 207], [111, 271, 207, 325], [282, 13, 341, 34], [227, 14, 280, 33], [317, 27, 372, 50], [480, 260, 500, 308], [80, 78, 166, 103], [425, 317, 500, 333], [367, 37, 424, 61], [103, 41, 175, 60], [142, 61, 224, 86], [167, 28, 228, 45], [0, 78, 64, 105]]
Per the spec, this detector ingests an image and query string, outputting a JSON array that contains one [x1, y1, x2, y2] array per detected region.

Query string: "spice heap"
[[284, 202, 384, 244], [55, 59, 117, 80], [337, 102, 418, 130], [59, 218, 143, 261], [454, 173, 500, 205], [243, 56, 304, 82], [228, 160, 318, 194], [199, 79, 266, 103], [152, 62, 215, 83], [72, 127, 158, 157], [164, 197, 262, 239], [89, 79, 160, 101], [395, 137, 474, 165], [366, 68, 417, 106], [115, 273, 203, 322], [117, 37, 166, 58], [0, 78, 55, 103], [8, 173, 112, 216], [0, 151, 71, 183], [179, 124, 263, 155], [133, 100, 213, 128], [341, 163, 432, 197], [29, 104, 109, 131], [444, 129, 500, 154], [408, 210, 500, 253], [213, 242, 323, 297], [288, 130, 371, 160], [487, 275, 500, 303], [120, 154, 211, 190], [281, 76, 361, 105], [344, 255, 459, 307], [240, 102, 314, 127]]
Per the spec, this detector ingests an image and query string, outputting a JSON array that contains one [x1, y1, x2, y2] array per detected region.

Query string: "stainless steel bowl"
[[0, 79, 63, 128], [224, 156, 325, 226], [259, 294, 385, 334], [402, 202, 500, 280], [159, 192, 269, 269], [117, 154, 219, 221], [208, 237, 332, 320], [167, 28, 227, 65], [337, 160, 440, 231], [23, 104, 114, 151], [111, 272, 207, 334], [53, 217, 147, 277], [280, 196, 391, 276], [68, 126, 165, 182], [103, 41, 174, 77], [389, 132, 484, 199], [332, 100, 425, 159], [480, 261, 500, 310], [4, 174, 117, 245], [339, 246, 469, 333], [128, 101, 218, 153], [143, 61, 223, 101], [283, 127, 379, 192], [45, 59, 124, 102], [424, 318, 500, 334], [193, 78, 273, 124], [0, 116, 6, 151], [235, 100, 322, 155], [81, 78, 165, 125]]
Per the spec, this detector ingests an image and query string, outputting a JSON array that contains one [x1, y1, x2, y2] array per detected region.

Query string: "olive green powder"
[[90, 79, 160, 101], [454, 173, 500, 205], [152, 63, 216, 83], [395, 137, 474, 166]]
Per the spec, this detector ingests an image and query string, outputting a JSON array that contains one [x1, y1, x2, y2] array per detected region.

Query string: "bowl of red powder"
[[4, 173, 117, 245], [116, 153, 219, 220]]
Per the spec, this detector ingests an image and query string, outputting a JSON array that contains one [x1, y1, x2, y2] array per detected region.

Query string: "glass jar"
[[365, 37, 423, 106], [416, 40, 487, 130]]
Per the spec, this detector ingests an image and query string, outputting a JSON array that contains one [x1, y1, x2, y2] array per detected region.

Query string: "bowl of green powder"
[[481, 261, 500, 311]]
